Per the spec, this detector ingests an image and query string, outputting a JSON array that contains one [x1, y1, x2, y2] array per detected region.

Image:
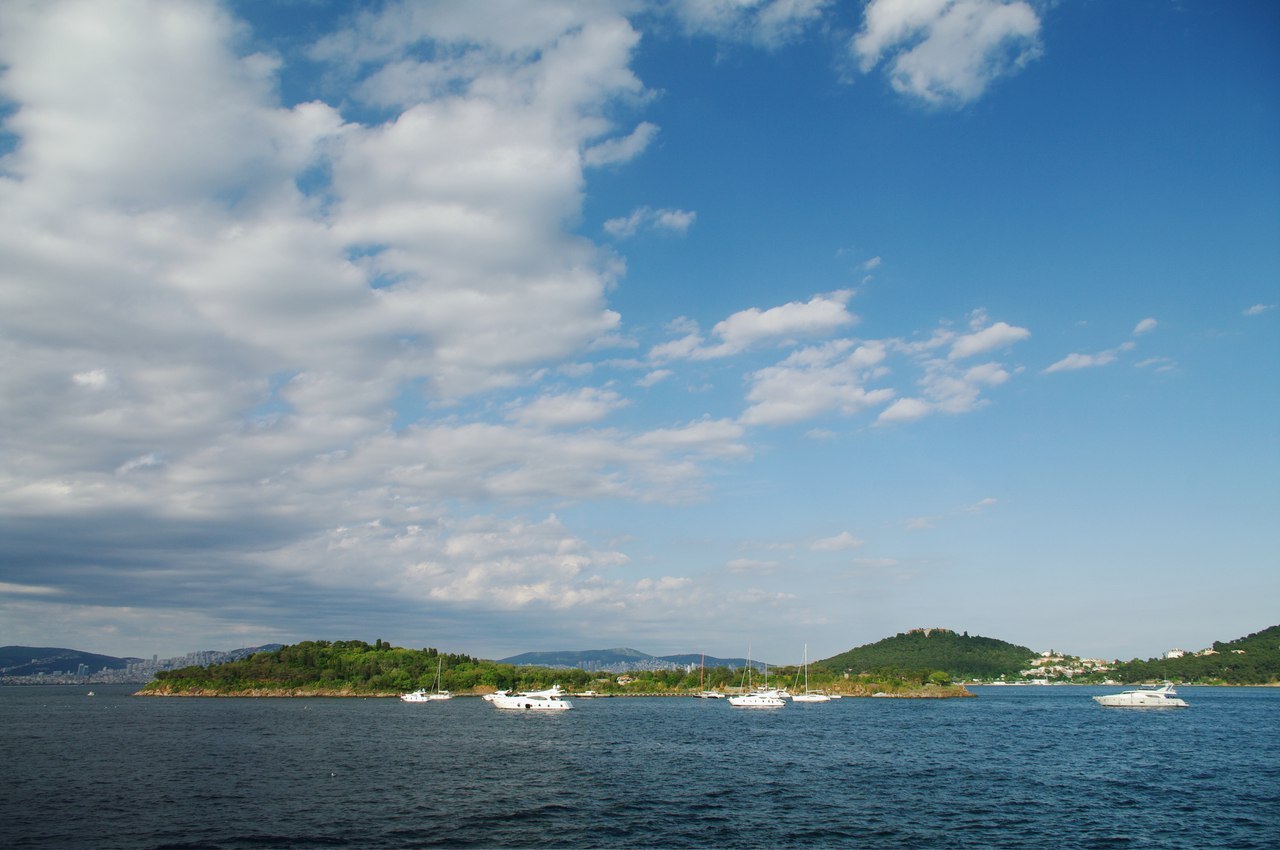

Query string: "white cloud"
[[669, 0, 830, 48], [604, 205, 697, 238], [727, 557, 782, 575], [585, 121, 661, 167], [949, 320, 1030, 359], [652, 291, 857, 362], [1136, 357, 1176, 373], [740, 340, 894, 426], [1244, 303, 1275, 316], [0, 582, 62, 596], [637, 369, 674, 387], [853, 0, 1043, 107], [1043, 342, 1135, 374], [506, 387, 630, 428], [1133, 317, 1158, 335], [811, 532, 865, 551], [877, 396, 932, 424], [0, 1, 774, 651]]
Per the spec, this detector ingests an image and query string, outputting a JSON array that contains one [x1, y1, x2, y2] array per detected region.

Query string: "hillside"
[[0, 646, 138, 675], [1110, 624, 1280, 685], [815, 628, 1035, 679]]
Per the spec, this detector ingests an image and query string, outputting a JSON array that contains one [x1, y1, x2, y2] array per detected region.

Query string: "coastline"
[[136, 684, 976, 698]]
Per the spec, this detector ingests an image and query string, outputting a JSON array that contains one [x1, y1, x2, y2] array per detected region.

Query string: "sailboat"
[[791, 644, 831, 703], [697, 652, 724, 698], [728, 648, 785, 707], [400, 656, 453, 702]]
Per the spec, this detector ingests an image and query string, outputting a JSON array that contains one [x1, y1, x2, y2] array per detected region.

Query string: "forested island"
[[132, 623, 1280, 697], [139, 638, 972, 698]]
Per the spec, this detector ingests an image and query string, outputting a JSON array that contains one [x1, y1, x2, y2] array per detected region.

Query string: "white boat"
[[489, 685, 573, 711], [727, 651, 785, 707], [1092, 684, 1189, 708], [790, 644, 832, 703], [697, 690, 725, 699], [401, 657, 453, 702], [728, 688, 786, 707]]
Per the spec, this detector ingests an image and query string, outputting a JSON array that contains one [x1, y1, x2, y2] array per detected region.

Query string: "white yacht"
[[488, 685, 574, 711], [727, 652, 786, 707], [1092, 684, 1189, 708], [697, 690, 725, 699], [728, 688, 786, 707]]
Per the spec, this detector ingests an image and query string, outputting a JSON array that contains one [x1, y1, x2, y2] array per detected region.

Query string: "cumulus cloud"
[[1133, 317, 1158, 335], [0, 0, 768, 654], [741, 340, 894, 426], [1243, 303, 1275, 316], [853, 0, 1043, 107]]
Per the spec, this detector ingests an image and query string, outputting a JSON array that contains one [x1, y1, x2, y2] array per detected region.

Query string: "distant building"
[[1164, 648, 1186, 659]]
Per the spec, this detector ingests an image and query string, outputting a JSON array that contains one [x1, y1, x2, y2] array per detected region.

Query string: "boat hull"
[[1092, 685, 1188, 708], [490, 694, 573, 711]]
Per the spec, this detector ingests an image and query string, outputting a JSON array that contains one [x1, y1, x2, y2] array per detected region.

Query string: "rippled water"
[[2, 684, 1277, 848]]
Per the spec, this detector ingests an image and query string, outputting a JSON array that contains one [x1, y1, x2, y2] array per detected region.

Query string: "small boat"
[[1092, 684, 1189, 708], [86, 691, 95, 697], [402, 657, 453, 702], [489, 685, 573, 711], [791, 644, 831, 703], [694, 653, 723, 698], [573, 690, 602, 698]]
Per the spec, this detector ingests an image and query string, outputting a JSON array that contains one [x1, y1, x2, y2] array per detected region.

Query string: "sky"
[[1, 0, 1277, 666]]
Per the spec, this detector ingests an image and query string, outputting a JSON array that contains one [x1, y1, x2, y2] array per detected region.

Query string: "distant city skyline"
[[1, 1, 1276, 664]]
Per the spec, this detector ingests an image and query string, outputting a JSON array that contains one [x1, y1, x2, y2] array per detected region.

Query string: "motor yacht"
[[488, 685, 574, 711], [727, 688, 786, 707], [1092, 684, 1189, 708]]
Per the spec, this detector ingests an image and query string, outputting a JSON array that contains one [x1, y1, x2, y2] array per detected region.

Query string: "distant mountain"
[[815, 628, 1035, 679], [0, 646, 140, 676], [0, 644, 283, 681], [497, 647, 757, 672]]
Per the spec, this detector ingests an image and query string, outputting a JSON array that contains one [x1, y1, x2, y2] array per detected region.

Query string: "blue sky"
[[1, 0, 1276, 664]]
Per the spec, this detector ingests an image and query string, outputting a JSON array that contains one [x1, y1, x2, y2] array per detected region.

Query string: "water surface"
[[2, 685, 1276, 848]]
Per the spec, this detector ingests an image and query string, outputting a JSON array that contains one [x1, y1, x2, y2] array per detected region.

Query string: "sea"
[[1, 684, 1277, 849]]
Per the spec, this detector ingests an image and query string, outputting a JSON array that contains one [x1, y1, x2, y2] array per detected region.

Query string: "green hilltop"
[[1109, 624, 1280, 685], [815, 628, 1035, 680]]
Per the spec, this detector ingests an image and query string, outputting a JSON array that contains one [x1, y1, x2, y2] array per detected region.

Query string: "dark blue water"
[[2, 685, 1277, 849]]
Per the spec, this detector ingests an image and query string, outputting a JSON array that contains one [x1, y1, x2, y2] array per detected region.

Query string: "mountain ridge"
[[497, 646, 758, 672]]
